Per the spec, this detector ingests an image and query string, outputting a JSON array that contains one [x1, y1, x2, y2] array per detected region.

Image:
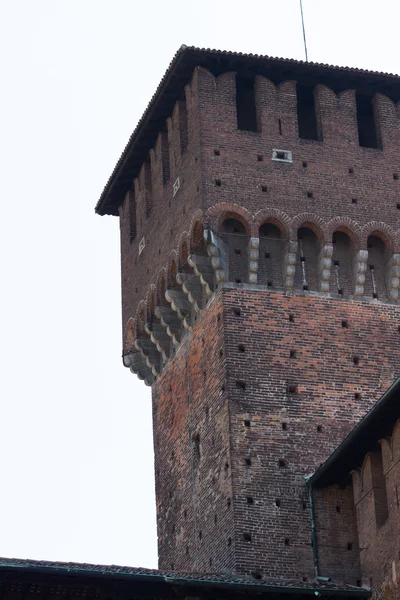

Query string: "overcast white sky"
[[0, 0, 399, 571]]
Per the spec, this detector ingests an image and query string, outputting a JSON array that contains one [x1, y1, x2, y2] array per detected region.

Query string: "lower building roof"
[[0, 557, 370, 598], [309, 378, 400, 488]]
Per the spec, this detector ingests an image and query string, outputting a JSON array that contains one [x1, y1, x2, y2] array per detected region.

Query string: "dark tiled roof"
[[309, 378, 400, 488], [95, 45, 400, 217], [0, 557, 369, 596]]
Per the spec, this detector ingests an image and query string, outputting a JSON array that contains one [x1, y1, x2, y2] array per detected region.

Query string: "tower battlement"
[[113, 53, 400, 384], [97, 46, 400, 586]]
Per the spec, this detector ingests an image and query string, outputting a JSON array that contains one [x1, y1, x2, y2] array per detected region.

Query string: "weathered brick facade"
[[97, 47, 400, 595], [312, 381, 400, 600]]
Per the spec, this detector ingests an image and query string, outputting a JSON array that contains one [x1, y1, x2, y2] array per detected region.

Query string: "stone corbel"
[[387, 253, 400, 302], [165, 289, 193, 330], [144, 323, 170, 361], [204, 229, 228, 284], [319, 244, 333, 293], [248, 237, 259, 284], [134, 338, 161, 377], [283, 240, 298, 290], [176, 272, 203, 313], [353, 250, 368, 297], [155, 306, 182, 347], [188, 254, 214, 297]]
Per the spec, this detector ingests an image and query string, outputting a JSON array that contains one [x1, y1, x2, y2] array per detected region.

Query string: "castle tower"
[[96, 47, 400, 582]]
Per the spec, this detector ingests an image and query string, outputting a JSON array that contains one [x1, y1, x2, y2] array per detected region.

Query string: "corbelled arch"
[[145, 285, 157, 324], [134, 300, 147, 339], [290, 213, 327, 244], [156, 267, 168, 306], [177, 232, 190, 270], [326, 217, 361, 249], [188, 209, 205, 249], [253, 208, 291, 240], [395, 229, 400, 254], [124, 317, 136, 353], [167, 252, 179, 290], [205, 203, 252, 236], [360, 222, 396, 251]]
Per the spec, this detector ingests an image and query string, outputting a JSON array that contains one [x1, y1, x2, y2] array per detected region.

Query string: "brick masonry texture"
[[116, 58, 400, 594], [352, 423, 400, 600], [152, 285, 400, 579], [120, 66, 400, 340], [152, 291, 236, 573], [315, 418, 400, 600]]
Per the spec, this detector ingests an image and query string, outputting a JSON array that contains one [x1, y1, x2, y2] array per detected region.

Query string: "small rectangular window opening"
[[261, 185, 268, 193], [297, 84, 320, 141], [161, 132, 170, 184], [128, 191, 137, 243], [356, 93, 381, 149], [371, 449, 389, 527], [236, 76, 258, 132], [278, 119, 282, 135]]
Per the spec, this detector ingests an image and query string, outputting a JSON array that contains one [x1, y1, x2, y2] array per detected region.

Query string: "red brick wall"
[[152, 286, 400, 578], [351, 425, 400, 600], [152, 291, 237, 573], [117, 62, 400, 580], [199, 70, 400, 232], [120, 65, 399, 347], [314, 485, 361, 584], [222, 287, 399, 579]]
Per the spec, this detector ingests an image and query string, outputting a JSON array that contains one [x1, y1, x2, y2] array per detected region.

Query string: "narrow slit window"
[[356, 93, 381, 149], [297, 84, 320, 141], [236, 76, 258, 132], [371, 449, 389, 527], [179, 99, 188, 154], [128, 191, 137, 243], [161, 131, 170, 184]]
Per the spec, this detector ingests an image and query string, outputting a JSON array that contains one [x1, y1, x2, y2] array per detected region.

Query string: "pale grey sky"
[[0, 0, 398, 570]]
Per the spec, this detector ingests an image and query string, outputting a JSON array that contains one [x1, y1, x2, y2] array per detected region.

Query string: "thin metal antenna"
[[299, 0, 309, 62]]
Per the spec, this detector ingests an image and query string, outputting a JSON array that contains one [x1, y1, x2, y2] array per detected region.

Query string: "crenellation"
[[278, 80, 298, 141], [99, 48, 400, 594]]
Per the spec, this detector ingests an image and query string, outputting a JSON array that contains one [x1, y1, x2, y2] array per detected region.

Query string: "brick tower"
[[96, 47, 400, 582]]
